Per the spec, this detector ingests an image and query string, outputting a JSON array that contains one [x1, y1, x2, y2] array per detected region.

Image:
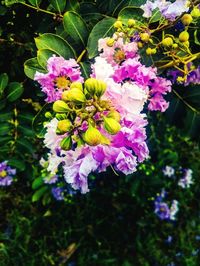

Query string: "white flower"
[[163, 166, 175, 177]]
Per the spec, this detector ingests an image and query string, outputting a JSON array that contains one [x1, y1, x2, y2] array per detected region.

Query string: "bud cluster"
[[46, 78, 121, 150]]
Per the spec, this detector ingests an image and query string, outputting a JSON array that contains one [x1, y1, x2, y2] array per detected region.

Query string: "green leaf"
[[149, 8, 162, 23], [80, 62, 90, 79], [49, 0, 66, 13], [24, 57, 46, 80], [63, 11, 88, 47], [0, 123, 12, 136], [37, 49, 55, 69], [28, 0, 41, 7], [7, 82, 24, 102], [8, 158, 26, 171], [87, 17, 116, 59], [32, 103, 50, 138], [118, 6, 145, 25], [16, 139, 35, 154], [194, 30, 200, 46], [66, 0, 80, 12], [80, 3, 103, 22], [0, 73, 9, 94], [35, 33, 76, 58], [4, 0, 25, 6], [32, 176, 44, 190], [32, 186, 48, 202]]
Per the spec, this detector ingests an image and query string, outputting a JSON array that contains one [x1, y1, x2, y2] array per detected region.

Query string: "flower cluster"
[[163, 165, 194, 188], [34, 22, 172, 193], [0, 161, 16, 186], [154, 190, 179, 221]]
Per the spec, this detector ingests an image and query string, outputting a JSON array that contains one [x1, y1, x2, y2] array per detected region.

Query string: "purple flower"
[[178, 168, 193, 188], [34, 55, 83, 102], [0, 161, 16, 186], [154, 201, 171, 220], [163, 166, 175, 178], [51, 187, 64, 201], [115, 150, 137, 175], [44, 174, 58, 184]]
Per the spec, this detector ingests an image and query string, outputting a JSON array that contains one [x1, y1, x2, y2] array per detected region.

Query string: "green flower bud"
[[146, 47, 154, 55], [83, 125, 102, 146], [53, 100, 71, 113], [140, 32, 150, 42], [60, 136, 72, 151], [191, 7, 200, 18], [137, 42, 143, 48], [107, 110, 121, 122], [179, 31, 189, 42], [70, 82, 83, 91], [84, 78, 96, 95], [106, 38, 115, 47], [128, 19, 136, 27], [162, 37, 173, 47], [114, 20, 123, 29], [44, 111, 52, 119], [95, 80, 107, 97], [172, 43, 178, 49], [181, 14, 193, 25], [103, 117, 121, 135], [62, 88, 86, 103], [57, 119, 72, 134], [55, 113, 68, 120]]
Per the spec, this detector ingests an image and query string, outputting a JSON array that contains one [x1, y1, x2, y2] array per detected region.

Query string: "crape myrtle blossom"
[[34, 56, 83, 103], [0, 161, 16, 186], [141, 0, 189, 21], [97, 37, 172, 112], [178, 168, 193, 188]]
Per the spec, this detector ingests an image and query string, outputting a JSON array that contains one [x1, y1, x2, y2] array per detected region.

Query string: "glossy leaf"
[[35, 33, 76, 58], [24, 57, 46, 80], [32, 103, 50, 138], [7, 82, 24, 102], [66, 0, 80, 12], [49, 0, 66, 13], [87, 17, 116, 59], [118, 6, 145, 24], [0, 73, 9, 94], [28, 0, 41, 7], [32, 186, 48, 202], [32, 176, 44, 190], [37, 49, 55, 69], [63, 11, 88, 47], [8, 158, 26, 171]]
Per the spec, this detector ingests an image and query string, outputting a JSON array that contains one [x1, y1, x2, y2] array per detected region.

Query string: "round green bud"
[[106, 38, 115, 47], [114, 20, 123, 29], [60, 136, 72, 151], [53, 100, 71, 113], [162, 37, 173, 47], [172, 43, 178, 49], [128, 19, 136, 27], [70, 82, 83, 91], [84, 78, 96, 95], [44, 111, 52, 119], [57, 119, 72, 134], [62, 88, 86, 103], [146, 47, 155, 55], [179, 31, 189, 42], [181, 14, 193, 25], [140, 32, 150, 42], [107, 110, 121, 122], [103, 117, 121, 135], [95, 80, 107, 97], [83, 125, 102, 146], [137, 42, 143, 48], [191, 7, 200, 18]]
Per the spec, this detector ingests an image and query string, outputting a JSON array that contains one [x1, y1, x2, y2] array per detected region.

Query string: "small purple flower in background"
[[169, 200, 179, 220], [154, 201, 171, 220], [178, 168, 193, 188], [154, 191, 179, 221], [163, 166, 175, 178], [0, 161, 16, 186], [51, 187, 64, 201], [166, 235, 173, 244]]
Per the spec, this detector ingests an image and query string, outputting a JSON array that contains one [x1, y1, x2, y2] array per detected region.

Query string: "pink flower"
[[34, 55, 83, 102]]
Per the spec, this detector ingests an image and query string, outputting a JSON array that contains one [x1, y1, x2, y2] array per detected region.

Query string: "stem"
[[20, 2, 62, 17], [76, 49, 87, 63], [173, 89, 200, 114]]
